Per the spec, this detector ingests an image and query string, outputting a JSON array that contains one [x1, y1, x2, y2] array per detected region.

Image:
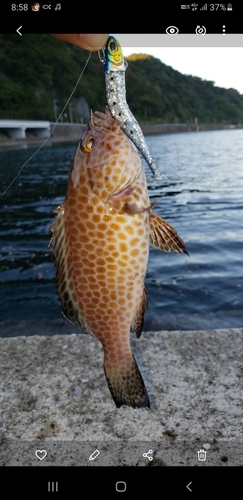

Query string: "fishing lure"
[[103, 35, 166, 180]]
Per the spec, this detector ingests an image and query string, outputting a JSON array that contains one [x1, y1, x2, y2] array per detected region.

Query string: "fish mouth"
[[89, 109, 122, 134]]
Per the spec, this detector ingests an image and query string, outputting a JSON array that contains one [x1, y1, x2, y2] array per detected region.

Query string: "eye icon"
[[166, 26, 179, 36]]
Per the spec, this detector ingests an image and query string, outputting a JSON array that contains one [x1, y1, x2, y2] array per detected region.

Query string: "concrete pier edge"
[[0, 321, 242, 466]]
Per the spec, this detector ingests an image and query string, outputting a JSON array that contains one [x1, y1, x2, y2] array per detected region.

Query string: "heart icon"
[[35, 449, 47, 461]]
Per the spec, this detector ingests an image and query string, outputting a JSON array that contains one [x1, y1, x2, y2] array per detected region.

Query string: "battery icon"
[[227, 3, 232, 9]]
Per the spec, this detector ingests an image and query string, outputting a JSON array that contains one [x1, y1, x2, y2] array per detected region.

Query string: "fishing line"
[[0, 51, 92, 198]]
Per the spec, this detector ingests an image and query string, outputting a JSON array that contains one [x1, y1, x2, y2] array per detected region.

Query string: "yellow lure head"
[[104, 35, 127, 71]]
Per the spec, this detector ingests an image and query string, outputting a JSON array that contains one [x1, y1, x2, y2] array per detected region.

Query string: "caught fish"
[[49, 108, 188, 409], [104, 35, 166, 180]]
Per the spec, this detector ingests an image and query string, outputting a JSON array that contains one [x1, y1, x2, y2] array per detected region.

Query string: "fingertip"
[[78, 34, 109, 51]]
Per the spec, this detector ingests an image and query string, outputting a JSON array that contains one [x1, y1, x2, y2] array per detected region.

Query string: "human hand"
[[50, 34, 109, 51]]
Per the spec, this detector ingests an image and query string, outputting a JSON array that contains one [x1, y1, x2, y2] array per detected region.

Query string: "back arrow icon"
[[186, 482, 192, 492], [16, 26, 22, 36]]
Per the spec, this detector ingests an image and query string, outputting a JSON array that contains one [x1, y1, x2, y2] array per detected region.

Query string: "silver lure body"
[[104, 37, 165, 179]]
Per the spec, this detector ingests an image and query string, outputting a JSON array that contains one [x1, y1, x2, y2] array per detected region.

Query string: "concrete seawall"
[[0, 123, 86, 148], [141, 122, 242, 135], [0, 320, 242, 466], [0, 122, 242, 148]]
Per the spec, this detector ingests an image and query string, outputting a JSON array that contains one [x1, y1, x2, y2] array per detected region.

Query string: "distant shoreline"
[[0, 122, 242, 148]]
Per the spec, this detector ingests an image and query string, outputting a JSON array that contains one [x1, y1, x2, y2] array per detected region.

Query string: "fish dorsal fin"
[[48, 204, 93, 335], [150, 212, 189, 255]]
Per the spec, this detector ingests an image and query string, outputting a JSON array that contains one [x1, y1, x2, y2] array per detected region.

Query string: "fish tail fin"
[[104, 354, 150, 409]]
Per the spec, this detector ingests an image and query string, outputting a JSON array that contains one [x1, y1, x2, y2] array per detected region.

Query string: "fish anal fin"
[[150, 212, 189, 255], [131, 286, 148, 339]]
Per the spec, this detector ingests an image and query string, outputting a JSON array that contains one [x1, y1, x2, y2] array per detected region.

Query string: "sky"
[[122, 46, 243, 95]]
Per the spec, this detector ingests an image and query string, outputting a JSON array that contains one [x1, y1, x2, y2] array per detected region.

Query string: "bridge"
[[0, 120, 51, 139]]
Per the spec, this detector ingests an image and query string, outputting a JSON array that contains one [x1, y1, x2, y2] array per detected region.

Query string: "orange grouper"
[[49, 108, 188, 409]]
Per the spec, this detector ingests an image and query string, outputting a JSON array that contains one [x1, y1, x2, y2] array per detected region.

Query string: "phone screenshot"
[[0, 2, 242, 496]]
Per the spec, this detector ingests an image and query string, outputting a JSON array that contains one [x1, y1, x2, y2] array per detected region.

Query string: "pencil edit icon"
[[89, 449, 100, 461]]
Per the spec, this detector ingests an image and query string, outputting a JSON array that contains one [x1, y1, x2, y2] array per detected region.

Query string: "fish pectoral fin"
[[150, 212, 189, 254], [131, 286, 148, 338], [124, 200, 155, 215]]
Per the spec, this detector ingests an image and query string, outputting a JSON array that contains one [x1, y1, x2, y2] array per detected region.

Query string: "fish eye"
[[80, 136, 95, 153], [86, 137, 95, 150], [109, 40, 117, 52]]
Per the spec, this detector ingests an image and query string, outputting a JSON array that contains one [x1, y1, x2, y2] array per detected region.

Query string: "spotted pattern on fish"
[[49, 108, 188, 409]]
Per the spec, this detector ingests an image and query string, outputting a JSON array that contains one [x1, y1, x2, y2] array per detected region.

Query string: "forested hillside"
[[1, 34, 243, 124]]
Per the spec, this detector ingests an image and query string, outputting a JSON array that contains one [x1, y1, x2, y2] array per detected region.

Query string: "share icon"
[[143, 449, 153, 461]]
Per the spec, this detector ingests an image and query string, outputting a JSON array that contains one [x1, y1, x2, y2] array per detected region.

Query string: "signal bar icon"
[[200, 3, 207, 9]]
